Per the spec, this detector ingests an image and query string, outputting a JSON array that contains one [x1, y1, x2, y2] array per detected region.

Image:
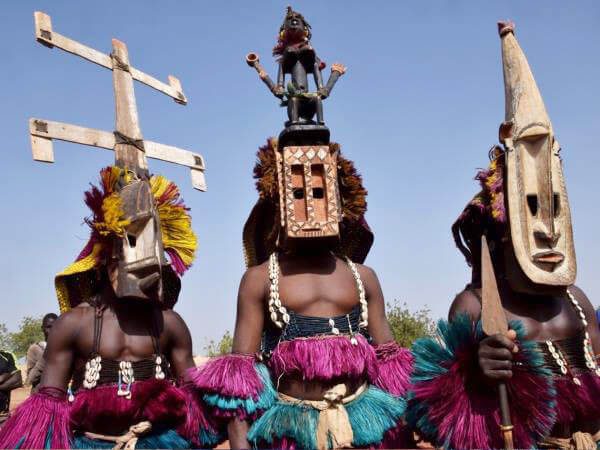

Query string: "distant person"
[[25, 313, 57, 391], [0, 350, 22, 425]]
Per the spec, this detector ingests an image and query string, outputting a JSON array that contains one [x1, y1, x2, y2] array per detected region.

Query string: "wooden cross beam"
[[30, 11, 207, 191]]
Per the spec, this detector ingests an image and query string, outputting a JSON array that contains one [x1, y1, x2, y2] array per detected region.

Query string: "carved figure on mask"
[[246, 6, 346, 145], [407, 22, 600, 450]]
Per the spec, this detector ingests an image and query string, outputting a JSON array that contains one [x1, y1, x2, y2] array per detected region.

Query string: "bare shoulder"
[[238, 262, 269, 301], [241, 261, 268, 283], [162, 309, 187, 328], [449, 288, 482, 322], [569, 285, 596, 321], [47, 306, 90, 345], [353, 262, 378, 283], [162, 308, 192, 345], [57, 306, 90, 330]]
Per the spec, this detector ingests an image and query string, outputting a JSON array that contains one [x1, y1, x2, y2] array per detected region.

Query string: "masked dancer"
[[408, 22, 600, 450]]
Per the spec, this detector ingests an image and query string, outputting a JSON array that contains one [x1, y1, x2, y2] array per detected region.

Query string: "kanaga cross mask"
[[499, 23, 576, 288], [276, 145, 342, 242]]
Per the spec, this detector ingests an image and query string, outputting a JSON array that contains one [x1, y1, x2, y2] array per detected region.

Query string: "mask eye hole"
[[553, 194, 561, 217], [527, 194, 538, 216], [126, 233, 137, 247], [293, 188, 305, 200], [313, 187, 324, 199]]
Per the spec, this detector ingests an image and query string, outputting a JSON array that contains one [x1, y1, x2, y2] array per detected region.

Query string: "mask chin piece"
[[138, 272, 161, 292]]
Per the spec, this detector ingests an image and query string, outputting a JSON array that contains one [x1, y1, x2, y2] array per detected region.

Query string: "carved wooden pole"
[[111, 39, 147, 173], [29, 11, 207, 191]]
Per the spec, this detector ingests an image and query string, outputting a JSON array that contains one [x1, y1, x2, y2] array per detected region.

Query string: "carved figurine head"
[[498, 22, 576, 291], [275, 144, 342, 245], [274, 6, 312, 55], [55, 166, 197, 312]]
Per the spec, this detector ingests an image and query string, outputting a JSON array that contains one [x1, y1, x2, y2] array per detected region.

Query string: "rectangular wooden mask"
[[111, 180, 168, 302], [276, 145, 342, 240]]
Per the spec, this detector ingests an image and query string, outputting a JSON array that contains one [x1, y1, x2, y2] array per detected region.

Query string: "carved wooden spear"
[[481, 235, 514, 450]]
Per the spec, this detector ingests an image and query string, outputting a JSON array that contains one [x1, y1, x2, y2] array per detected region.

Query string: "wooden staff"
[[481, 235, 514, 450]]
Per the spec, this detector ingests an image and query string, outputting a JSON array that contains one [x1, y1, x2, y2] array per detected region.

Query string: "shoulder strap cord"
[[267, 252, 369, 330], [92, 304, 105, 356], [344, 257, 368, 329], [268, 252, 290, 329], [150, 308, 161, 356]]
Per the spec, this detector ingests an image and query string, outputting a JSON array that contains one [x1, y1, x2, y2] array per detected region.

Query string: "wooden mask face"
[[500, 26, 576, 290], [276, 145, 342, 242], [109, 180, 168, 302]]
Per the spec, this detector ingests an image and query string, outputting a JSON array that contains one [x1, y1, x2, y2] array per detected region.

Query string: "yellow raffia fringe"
[[55, 243, 103, 313], [94, 193, 130, 236], [94, 166, 131, 236], [150, 175, 197, 269], [54, 170, 197, 311]]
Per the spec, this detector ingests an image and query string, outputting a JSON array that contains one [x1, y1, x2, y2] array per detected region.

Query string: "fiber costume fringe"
[[0, 388, 72, 449], [373, 341, 414, 397], [72, 429, 191, 450], [178, 382, 223, 448], [553, 372, 600, 428], [249, 336, 411, 449], [248, 384, 406, 450], [188, 355, 277, 423], [407, 315, 556, 449], [55, 166, 197, 312], [269, 334, 378, 382]]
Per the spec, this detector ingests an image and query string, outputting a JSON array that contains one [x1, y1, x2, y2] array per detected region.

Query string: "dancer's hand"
[[228, 418, 251, 450], [478, 329, 518, 381]]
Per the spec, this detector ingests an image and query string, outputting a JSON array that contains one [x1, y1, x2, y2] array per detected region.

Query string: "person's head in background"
[[41, 313, 57, 341]]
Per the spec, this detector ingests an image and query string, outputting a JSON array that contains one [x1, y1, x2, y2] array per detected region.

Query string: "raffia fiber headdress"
[[452, 146, 507, 282], [55, 166, 197, 313], [243, 138, 373, 267]]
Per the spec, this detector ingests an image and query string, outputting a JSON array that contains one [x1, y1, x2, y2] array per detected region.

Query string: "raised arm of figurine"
[[227, 265, 267, 449], [246, 53, 284, 99], [275, 61, 285, 98], [0, 309, 80, 448]]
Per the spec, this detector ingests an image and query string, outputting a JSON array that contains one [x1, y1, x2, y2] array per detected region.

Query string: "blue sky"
[[1, 1, 599, 353]]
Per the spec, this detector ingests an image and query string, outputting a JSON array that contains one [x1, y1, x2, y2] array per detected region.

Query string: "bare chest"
[[276, 271, 360, 317], [504, 297, 584, 342], [75, 309, 168, 363]]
